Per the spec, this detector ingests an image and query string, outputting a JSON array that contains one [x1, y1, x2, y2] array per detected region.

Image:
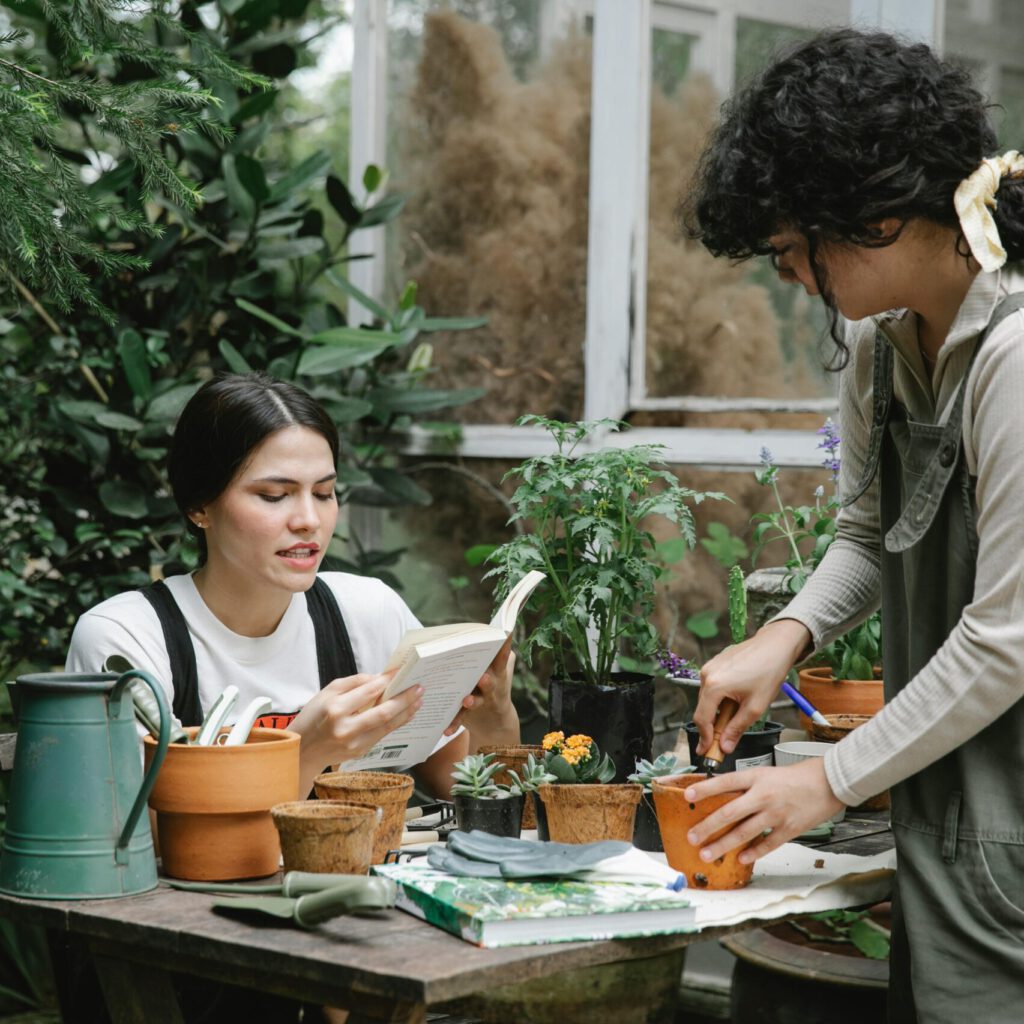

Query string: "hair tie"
[[954, 150, 1024, 272]]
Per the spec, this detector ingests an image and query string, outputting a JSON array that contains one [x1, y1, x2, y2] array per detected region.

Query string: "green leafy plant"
[[796, 909, 891, 960], [540, 731, 616, 784], [449, 753, 514, 800], [751, 424, 881, 682], [486, 416, 721, 685], [506, 753, 557, 794], [627, 753, 694, 792]]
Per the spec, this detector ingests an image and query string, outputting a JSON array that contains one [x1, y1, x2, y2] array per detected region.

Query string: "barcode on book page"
[[376, 746, 408, 762]]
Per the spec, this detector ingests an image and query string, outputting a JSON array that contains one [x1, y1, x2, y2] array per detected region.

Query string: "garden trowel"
[[208, 877, 396, 929], [698, 697, 740, 777]]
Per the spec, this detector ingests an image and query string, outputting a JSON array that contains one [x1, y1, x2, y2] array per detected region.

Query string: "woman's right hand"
[[289, 672, 423, 794], [693, 619, 811, 758]]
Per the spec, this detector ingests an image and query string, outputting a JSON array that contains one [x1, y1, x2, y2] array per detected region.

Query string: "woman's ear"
[[866, 218, 905, 243]]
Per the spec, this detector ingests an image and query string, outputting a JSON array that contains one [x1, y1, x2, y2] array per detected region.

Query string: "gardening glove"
[[433, 831, 685, 888]]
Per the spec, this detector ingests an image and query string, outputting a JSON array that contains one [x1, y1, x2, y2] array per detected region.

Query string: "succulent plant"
[[506, 753, 557, 794], [627, 753, 695, 792], [541, 732, 616, 784], [450, 752, 510, 799]]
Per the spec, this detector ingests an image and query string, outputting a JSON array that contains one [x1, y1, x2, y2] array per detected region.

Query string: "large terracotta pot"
[[143, 727, 300, 881], [651, 774, 754, 890], [796, 666, 884, 732], [476, 743, 544, 829], [313, 770, 413, 863], [536, 784, 641, 843]]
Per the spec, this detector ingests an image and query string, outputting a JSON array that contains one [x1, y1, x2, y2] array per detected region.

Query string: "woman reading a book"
[[683, 28, 1024, 1021], [66, 372, 519, 797]]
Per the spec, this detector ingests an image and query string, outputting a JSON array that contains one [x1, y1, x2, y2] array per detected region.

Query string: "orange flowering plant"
[[541, 731, 616, 784]]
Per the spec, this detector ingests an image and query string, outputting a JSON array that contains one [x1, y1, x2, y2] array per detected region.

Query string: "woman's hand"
[[444, 637, 519, 746], [683, 758, 845, 864], [694, 618, 811, 757], [290, 672, 423, 795]]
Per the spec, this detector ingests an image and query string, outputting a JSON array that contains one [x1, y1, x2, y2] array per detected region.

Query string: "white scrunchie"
[[954, 150, 1024, 272]]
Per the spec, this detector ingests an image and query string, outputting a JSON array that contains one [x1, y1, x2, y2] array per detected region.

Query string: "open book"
[[341, 570, 546, 771]]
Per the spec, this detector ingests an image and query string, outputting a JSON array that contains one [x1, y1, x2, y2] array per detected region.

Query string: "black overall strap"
[[305, 576, 358, 687], [139, 580, 202, 727]]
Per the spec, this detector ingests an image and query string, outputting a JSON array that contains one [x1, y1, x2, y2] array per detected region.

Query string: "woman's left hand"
[[683, 758, 845, 864], [444, 637, 516, 736]]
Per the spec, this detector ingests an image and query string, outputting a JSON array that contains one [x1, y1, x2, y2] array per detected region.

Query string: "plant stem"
[[770, 478, 805, 569]]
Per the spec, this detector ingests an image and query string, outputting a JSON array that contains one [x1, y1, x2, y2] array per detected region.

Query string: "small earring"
[[191, 517, 207, 529]]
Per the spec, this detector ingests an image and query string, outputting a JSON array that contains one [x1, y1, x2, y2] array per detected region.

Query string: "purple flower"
[[658, 650, 700, 680], [759, 446, 775, 467], [817, 418, 841, 483]]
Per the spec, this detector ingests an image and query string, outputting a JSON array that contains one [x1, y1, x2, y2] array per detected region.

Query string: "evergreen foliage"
[[0, 0, 487, 679]]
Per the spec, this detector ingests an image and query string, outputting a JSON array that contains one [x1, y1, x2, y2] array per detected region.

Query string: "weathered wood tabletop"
[[0, 810, 893, 1024]]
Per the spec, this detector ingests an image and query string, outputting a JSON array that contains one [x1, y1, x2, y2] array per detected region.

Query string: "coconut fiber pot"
[[271, 800, 380, 875], [144, 727, 300, 881], [476, 743, 544, 829], [313, 770, 414, 863], [651, 774, 754, 890], [537, 784, 642, 844]]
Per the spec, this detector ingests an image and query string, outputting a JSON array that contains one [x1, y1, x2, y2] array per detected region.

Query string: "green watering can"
[[0, 670, 170, 899]]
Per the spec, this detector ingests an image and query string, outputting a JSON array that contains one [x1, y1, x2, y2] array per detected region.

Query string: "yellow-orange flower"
[[560, 748, 583, 766], [542, 731, 565, 751], [565, 734, 592, 750]]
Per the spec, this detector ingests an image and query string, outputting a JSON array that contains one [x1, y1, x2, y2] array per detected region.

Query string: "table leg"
[[92, 953, 185, 1024]]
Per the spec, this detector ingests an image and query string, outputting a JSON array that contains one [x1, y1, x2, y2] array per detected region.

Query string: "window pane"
[[385, 0, 588, 422]]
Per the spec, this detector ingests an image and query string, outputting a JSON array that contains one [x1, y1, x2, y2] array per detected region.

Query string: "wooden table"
[[0, 810, 892, 1024]]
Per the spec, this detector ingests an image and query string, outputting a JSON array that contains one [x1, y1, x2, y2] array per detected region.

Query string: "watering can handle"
[[110, 669, 171, 859]]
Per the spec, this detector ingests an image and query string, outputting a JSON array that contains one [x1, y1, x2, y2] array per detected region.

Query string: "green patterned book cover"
[[373, 863, 695, 948]]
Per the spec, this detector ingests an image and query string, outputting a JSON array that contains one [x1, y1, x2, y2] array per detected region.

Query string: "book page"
[[490, 570, 546, 633], [341, 633, 506, 771]]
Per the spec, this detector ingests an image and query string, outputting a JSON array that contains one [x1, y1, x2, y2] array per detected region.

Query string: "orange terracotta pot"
[[143, 727, 300, 881], [536, 784, 642, 843], [651, 774, 754, 890], [796, 666, 884, 733], [313, 771, 414, 864], [476, 744, 545, 830], [271, 800, 380, 875]]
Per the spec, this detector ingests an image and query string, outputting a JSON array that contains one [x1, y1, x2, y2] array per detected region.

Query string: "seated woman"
[[66, 371, 519, 797]]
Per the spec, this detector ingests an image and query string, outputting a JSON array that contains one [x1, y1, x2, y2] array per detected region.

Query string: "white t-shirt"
[[66, 571, 421, 730]]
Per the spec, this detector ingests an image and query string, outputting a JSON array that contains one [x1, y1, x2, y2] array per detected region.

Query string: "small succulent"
[[450, 752, 511, 799], [506, 753, 557, 794], [541, 731, 616, 784], [627, 753, 695, 792]]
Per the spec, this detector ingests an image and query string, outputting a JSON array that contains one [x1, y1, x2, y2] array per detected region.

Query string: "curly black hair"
[[685, 28, 1024, 365]]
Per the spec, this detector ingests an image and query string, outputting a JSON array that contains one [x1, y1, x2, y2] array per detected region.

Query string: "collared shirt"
[[778, 269, 1024, 805]]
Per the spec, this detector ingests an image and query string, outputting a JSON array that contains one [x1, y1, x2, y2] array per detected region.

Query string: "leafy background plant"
[[0, 0, 488, 684], [486, 416, 721, 686]]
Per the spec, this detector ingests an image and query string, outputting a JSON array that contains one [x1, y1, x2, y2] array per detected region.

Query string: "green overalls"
[[843, 293, 1024, 1023]]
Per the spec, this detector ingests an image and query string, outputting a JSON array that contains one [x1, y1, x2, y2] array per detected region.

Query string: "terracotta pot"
[[143, 727, 300, 881], [651, 774, 754, 890], [271, 800, 379, 875], [796, 666, 884, 733], [312, 770, 413, 863], [536, 784, 641, 843], [476, 743, 544, 829]]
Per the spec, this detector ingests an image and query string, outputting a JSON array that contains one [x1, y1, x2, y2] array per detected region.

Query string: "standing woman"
[[67, 372, 518, 798], [683, 29, 1024, 1021]]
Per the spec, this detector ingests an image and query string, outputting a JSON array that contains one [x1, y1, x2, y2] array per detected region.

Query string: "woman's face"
[[768, 226, 907, 321], [198, 425, 338, 597]]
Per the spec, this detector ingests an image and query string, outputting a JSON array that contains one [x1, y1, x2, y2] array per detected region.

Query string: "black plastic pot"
[[684, 721, 784, 773], [453, 793, 524, 837], [531, 791, 550, 841], [549, 673, 654, 783], [632, 791, 662, 852]]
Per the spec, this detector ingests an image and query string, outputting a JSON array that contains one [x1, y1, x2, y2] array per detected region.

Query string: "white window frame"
[[350, 0, 944, 468]]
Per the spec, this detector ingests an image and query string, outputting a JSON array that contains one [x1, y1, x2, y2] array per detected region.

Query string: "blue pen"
[[780, 681, 830, 726]]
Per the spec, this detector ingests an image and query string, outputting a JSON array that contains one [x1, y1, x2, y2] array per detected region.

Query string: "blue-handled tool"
[[781, 681, 830, 726]]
